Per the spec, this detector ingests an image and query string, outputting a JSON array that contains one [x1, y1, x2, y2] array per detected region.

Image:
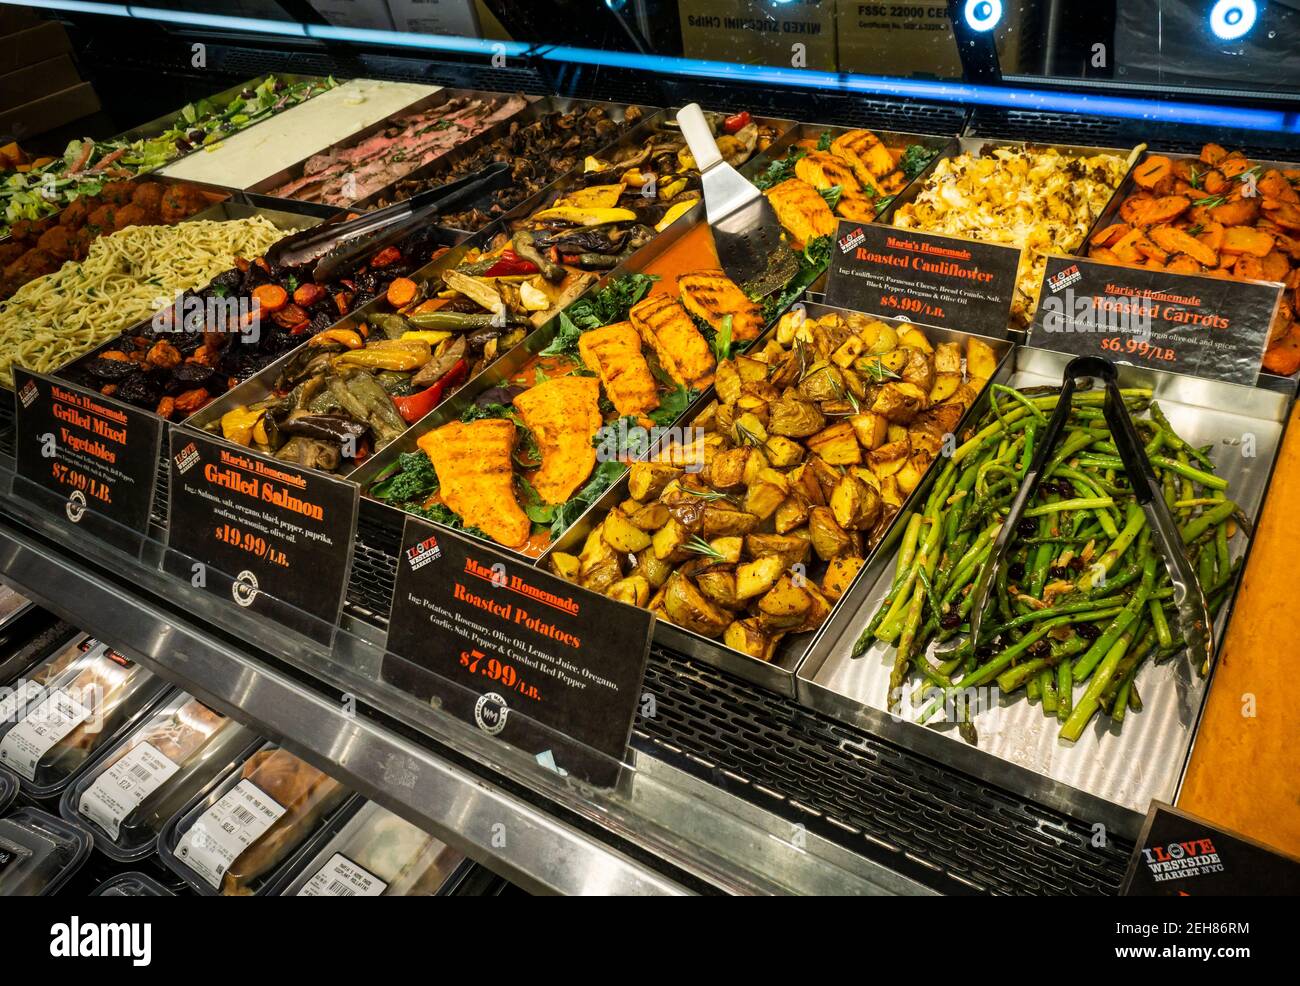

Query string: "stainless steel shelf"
[[0, 498, 927, 896]]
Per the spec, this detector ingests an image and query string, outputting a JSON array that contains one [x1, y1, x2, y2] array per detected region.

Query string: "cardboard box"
[[835, 0, 1020, 79], [679, 0, 837, 72], [309, 0, 396, 30], [0, 6, 39, 34], [0, 82, 101, 141], [0, 21, 72, 75], [0, 55, 81, 113], [385, 0, 481, 36]]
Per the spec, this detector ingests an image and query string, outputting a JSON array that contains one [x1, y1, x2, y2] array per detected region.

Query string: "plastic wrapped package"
[[282, 801, 467, 896], [162, 743, 353, 895], [60, 690, 260, 862], [0, 639, 166, 797], [91, 871, 177, 896], [0, 808, 92, 895], [0, 633, 88, 719]]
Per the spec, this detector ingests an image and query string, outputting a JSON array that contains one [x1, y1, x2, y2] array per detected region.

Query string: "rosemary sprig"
[[683, 535, 725, 562]]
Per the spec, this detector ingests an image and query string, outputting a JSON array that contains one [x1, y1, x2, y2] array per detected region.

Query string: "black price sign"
[[11, 368, 162, 553], [1028, 255, 1282, 385], [823, 220, 1022, 336], [1122, 802, 1300, 895], [162, 427, 358, 646], [383, 518, 654, 787]]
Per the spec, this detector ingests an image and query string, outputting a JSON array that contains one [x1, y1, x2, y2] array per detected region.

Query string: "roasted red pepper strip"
[[722, 111, 751, 134], [369, 246, 403, 268], [392, 359, 468, 423], [482, 249, 539, 277]]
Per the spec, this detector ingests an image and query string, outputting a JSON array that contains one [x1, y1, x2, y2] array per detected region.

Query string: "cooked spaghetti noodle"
[[0, 217, 285, 386]]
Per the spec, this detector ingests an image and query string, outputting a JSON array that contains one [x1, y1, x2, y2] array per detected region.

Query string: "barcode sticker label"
[[79, 740, 182, 840], [298, 852, 387, 897], [0, 688, 94, 781], [177, 778, 285, 890]]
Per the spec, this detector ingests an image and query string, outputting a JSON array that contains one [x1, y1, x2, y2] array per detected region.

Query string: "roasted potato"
[[563, 312, 982, 659]]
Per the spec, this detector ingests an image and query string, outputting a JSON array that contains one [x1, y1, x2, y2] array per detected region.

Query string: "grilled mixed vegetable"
[[497, 110, 779, 274], [855, 384, 1244, 743], [374, 105, 643, 230], [367, 267, 771, 553], [1088, 144, 1300, 375], [547, 310, 994, 660]]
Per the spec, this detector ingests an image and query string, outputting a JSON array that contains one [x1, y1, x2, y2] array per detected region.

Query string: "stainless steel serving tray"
[[487, 107, 799, 248], [244, 87, 540, 213], [54, 195, 327, 397], [541, 303, 1014, 697], [346, 212, 805, 555], [343, 97, 663, 228], [812, 137, 1144, 327], [1076, 147, 1300, 395], [796, 346, 1290, 836], [183, 227, 491, 443], [114, 74, 336, 148], [188, 110, 796, 475]]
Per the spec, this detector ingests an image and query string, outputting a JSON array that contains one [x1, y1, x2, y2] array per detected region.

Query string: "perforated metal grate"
[[636, 648, 1133, 896]]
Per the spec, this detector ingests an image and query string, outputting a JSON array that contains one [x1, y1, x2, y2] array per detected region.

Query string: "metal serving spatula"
[[964, 356, 1213, 671], [676, 103, 798, 297]]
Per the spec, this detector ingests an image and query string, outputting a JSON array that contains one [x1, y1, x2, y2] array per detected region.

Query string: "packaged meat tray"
[[159, 742, 354, 895], [60, 690, 260, 862], [0, 584, 32, 631], [279, 800, 467, 896], [0, 807, 92, 896], [0, 637, 167, 798]]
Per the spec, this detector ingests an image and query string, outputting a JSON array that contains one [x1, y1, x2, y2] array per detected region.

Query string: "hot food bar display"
[[1, 11, 1298, 897]]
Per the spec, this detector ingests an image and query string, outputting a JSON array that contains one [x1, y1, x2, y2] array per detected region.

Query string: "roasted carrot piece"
[[1133, 155, 1172, 189], [387, 277, 419, 309], [1150, 226, 1218, 267], [252, 284, 288, 313], [1221, 226, 1275, 257], [1090, 223, 1130, 248], [1200, 143, 1228, 166]]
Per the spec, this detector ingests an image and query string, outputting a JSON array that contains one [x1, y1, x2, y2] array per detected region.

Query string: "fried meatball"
[[87, 204, 118, 230], [131, 182, 165, 213], [99, 180, 136, 205], [73, 226, 97, 260], [0, 241, 25, 269], [36, 225, 76, 261], [60, 198, 92, 229], [112, 204, 148, 230], [159, 184, 210, 224], [9, 216, 55, 241]]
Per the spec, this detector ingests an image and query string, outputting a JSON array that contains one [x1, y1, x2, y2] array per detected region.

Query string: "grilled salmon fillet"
[[764, 178, 837, 251], [677, 268, 764, 343], [831, 130, 897, 193], [513, 376, 602, 505], [836, 196, 879, 223], [416, 418, 530, 548], [578, 321, 659, 416], [630, 294, 716, 389], [795, 151, 862, 198]]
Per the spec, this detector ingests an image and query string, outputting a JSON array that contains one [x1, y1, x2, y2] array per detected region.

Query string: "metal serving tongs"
[[264, 161, 512, 282], [963, 355, 1213, 671]]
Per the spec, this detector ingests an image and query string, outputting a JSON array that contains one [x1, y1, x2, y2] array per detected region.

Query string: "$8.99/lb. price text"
[[459, 648, 542, 702], [214, 523, 289, 567], [878, 294, 946, 320]]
